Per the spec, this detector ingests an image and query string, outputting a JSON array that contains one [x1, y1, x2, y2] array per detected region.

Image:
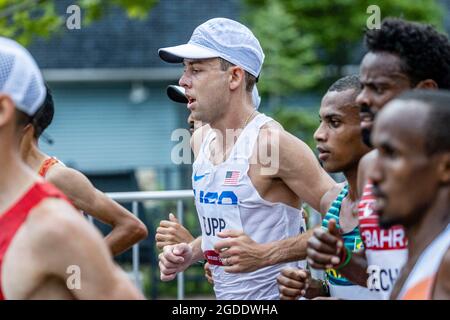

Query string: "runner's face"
[[356, 52, 412, 147], [314, 90, 370, 173], [179, 58, 229, 124], [370, 101, 439, 229]]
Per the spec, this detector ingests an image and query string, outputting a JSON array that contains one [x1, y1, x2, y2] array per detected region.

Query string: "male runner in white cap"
[[156, 84, 262, 250], [0, 37, 142, 299], [18, 86, 148, 256], [157, 17, 335, 300]]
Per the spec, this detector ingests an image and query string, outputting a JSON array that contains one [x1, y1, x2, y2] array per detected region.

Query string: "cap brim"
[[167, 85, 188, 104], [158, 43, 219, 63]]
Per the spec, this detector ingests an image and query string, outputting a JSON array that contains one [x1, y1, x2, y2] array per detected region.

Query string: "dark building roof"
[[29, 0, 240, 69]]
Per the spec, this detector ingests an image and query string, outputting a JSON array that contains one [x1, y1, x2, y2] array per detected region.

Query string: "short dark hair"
[[31, 84, 54, 138], [15, 109, 32, 128], [364, 18, 450, 89], [328, 74, 361, 94], [218, 58, 257, 92], [396, 89, 450, 155]]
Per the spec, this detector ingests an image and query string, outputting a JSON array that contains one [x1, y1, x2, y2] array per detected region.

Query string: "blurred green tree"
[[0, 0, 158, 45], [245, 0, 444, 96], [243, 0, 444, 142], [273, 107, 318, 148]]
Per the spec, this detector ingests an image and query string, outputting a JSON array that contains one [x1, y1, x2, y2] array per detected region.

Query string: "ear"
[[414, 79, 438, 90], [228, 66, 245, 91], [437, 152, 450, 184], [0, 94, 16, 128]]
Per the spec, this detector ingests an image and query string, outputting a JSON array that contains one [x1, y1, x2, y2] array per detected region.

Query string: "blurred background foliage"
[[0, 0, 158, 45], [242, 0, 444, 147], [0, 0, 444, 146]]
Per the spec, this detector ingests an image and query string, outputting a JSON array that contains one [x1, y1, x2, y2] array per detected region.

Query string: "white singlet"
[[192, 113, 307, 300]]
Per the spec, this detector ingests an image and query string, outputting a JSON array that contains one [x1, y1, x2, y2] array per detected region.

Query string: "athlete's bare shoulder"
[[19, 198, 143, 299], [319, 183, 346, 215], [255, 118, 335, 212], [0, 197, 81, 300], [25, 197, 109, 274], [433, 247, 450, 299], [26, 197, 85, 242], [258, 119, 302, 152], [260, 118, 284, 131], [357, 149, 378, 197], [252, 120, 290, 177], [45, 164, 91, 190]]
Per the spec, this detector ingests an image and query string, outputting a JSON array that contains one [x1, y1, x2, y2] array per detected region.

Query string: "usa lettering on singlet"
[[398, 224, 450, 300], [192, 113, 307, 300], [358, 181, 408, 299]]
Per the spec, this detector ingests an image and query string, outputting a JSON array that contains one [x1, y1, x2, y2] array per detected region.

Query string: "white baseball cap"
[[0, 37, 46, 116], [167, 84, 261, 109], [159, 18, 265, 78]]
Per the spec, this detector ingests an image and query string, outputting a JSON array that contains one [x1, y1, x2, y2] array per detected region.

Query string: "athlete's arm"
[[189, 236, 204, 263], [258, 184, 344, 266], [156, 213, 195, 250], [30, 199, 144, 299], [273, 127, 336, 212], [260, 185, 344, 265], [433, 248, 450, 299], [334, 250, 368, 287], [159, 236, 203, 281], [277, 268, 326, 300], [213, 128, 337, 272], [213, 181, 335, 271], [319, 184, 345, 214], [306, 219, 369, 287], [47, 166, 148, 256]]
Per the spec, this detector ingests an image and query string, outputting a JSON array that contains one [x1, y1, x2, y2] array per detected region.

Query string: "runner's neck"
[[23, 142, 49, 173], [405, 191, 450, 261], [0, 158, 38, 214]]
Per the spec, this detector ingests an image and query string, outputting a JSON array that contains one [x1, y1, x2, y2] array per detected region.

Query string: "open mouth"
[[186, 94, 196, 108], [317, 146, 331, 160]]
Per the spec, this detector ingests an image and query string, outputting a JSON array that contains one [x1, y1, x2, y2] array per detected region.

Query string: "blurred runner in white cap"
[[157, 18, 335, 300], [0, 37, 143, 300], [18, 85, 147, 256]]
